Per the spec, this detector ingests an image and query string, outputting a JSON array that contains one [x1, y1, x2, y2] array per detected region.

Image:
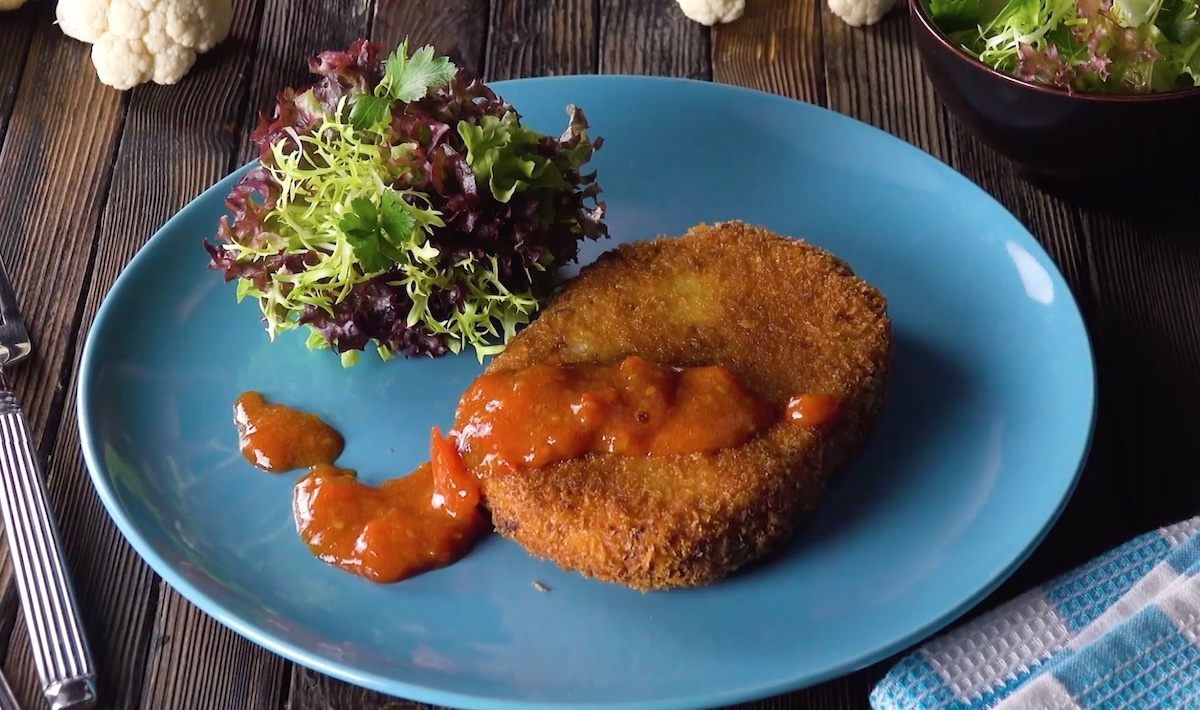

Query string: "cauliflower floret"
[[675, 0, 746, 25], [56, 0, 233, 90], [828, 0, 897, 26]]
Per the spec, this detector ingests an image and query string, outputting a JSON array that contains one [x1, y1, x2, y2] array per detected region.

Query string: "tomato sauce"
[[292, 450, 489, 583], [235, 357, 840, 585], [452, 355, 779, 475], [234, 391, 344, 472], [785, 393, 840, 429], [234, 393, 486, 584]]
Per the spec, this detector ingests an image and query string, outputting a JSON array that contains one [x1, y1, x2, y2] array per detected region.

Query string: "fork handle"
[[0, 381, 97, 710]]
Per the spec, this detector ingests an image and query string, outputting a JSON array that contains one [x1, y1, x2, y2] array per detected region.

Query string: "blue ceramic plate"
[[78, 76, 1095, 710]]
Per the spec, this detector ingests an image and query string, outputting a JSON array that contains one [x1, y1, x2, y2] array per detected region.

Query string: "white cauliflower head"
[[56, 0, 233, 90], [675, 0, 746, 25], [828, 0, 898, 26]]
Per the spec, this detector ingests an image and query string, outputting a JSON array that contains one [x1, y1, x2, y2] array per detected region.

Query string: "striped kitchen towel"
[[871, 515, 1200, 710]]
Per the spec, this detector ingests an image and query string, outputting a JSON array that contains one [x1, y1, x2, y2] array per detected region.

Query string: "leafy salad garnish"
[[929, 0, 1200, 93], [204, 39, 608, 365]]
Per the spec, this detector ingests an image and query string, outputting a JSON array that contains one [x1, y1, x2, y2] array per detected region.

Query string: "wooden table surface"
[[0, 0, 1198, 708]]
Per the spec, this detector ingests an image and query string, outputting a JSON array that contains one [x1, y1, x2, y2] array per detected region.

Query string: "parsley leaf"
[[379, 191, 417, 244], [378, 38, 458, 103], [341, 198, 392, 273], [350, 39, 458, 133], [340, 192, 423, 273]]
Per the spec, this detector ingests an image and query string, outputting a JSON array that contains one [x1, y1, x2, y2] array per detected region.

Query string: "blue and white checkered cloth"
[[872, 516, 1200, 710]]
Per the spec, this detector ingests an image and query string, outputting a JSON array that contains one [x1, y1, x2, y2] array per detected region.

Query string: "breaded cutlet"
[[465, 221, 893, 591]]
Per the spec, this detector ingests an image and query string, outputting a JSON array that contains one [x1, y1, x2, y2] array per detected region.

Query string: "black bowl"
[[908, 0, 1200, 191]]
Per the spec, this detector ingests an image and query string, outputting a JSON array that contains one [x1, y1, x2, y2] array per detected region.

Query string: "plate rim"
[[76, 73, 1098, 710]]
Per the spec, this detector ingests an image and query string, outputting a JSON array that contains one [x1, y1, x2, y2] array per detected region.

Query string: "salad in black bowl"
[[930, 0, 1198, 94], [909, 0, 1200, 193]]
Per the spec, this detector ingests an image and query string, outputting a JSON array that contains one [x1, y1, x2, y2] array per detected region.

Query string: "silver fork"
[[0, 258, 97, 710]]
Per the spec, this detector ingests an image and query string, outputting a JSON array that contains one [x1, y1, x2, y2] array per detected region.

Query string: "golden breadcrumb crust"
[[472, 221, 893, 591]]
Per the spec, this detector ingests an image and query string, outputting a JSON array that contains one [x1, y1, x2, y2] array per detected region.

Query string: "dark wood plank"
[[0, 3, 37, 140], [0, 1, 298, 708], [599, 0, 710, 78], [0, 1, 127, 705], [141, 588, 285, 710], [1078, 204, 1200, 537], [0, 6, 124, 448], [0, 0, 40, 659], [725, 679, 867, 709], [290, 666, 437, 710], [284, 2, 490, 708], [711, 0, 824, 104], [373, 0, 489, 73], [486, 0, 598, 80], [0, 0, 126, 690], [236, 0, 377, 166], [821, 9, 950, 161]]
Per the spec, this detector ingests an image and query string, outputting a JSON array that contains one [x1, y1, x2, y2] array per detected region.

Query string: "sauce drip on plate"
[[292, 427, 488, 583], [234, 393, 485, 584], [234, 391, 344, 472]]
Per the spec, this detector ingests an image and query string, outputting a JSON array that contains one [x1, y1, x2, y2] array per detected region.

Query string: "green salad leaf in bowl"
[[930, 0, 1200, 92], [204, 39, 608, 366]]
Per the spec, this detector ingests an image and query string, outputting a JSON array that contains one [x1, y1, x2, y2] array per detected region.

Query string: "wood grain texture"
[[0, 4, 36, 142], [0, 5, 124, 444], [486, 0, 598, 80], [290, 667, 439, 710], [0, 1, 290, 708], [236, 0, 376, 165], [821, 7, 950, 162], [723, 678, 880, 710], [712, 0, 824, 103], [1080, 205, 1200, 537], [141, 588, 285, 710], [0, 2, 38, 665], [0, 4, 126, 706], [598, 0, 710, 78], [373, 0, 489, 74], [0, 9, 128, 702]]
